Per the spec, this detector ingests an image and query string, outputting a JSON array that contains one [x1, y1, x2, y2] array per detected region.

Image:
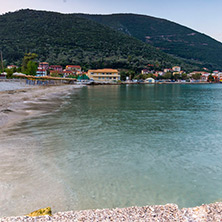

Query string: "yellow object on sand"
[[27, 207, 52, 217]]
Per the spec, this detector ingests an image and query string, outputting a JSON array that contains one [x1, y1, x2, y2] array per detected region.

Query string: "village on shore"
[[1, 61, 222, 84]]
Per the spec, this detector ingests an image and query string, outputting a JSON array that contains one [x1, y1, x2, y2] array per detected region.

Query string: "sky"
[[0, 0, 222, 42]]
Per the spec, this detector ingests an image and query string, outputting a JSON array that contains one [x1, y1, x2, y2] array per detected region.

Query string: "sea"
[[1, 83, 222, 217]]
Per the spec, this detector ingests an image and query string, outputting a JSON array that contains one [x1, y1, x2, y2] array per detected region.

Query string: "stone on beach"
[[1, 202, 222, 221], [26, 207, 52, 217]]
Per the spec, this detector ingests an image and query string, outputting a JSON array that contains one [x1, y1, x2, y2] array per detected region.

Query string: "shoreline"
[[0, 79, 211, 130], [1, 202, 222, 221], [0, 82, 83, 131], [89, 81, 212, 86]]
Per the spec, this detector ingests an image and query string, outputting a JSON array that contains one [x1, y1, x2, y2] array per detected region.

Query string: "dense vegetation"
[[0, 9, 201, 71], [79, 13, 222, 70]]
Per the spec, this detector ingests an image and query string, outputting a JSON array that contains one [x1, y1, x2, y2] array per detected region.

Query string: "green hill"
[[79, 13, 222, 70], [0, 9, 200, 71]]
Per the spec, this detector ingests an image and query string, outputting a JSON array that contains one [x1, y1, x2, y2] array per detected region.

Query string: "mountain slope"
[[79, 13, 222, 70], [0, 9, 198, 71]]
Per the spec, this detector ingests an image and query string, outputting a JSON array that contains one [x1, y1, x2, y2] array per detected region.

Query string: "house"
[[164, 68, 172, 73], [173, 71, 184, 75], [49, 65, 63, 72], [36, 62, 50, 76], [155, 71, 164, 76], [87, 69, 120, 82], [217, 72, 222, 79], [66, 65, 81, 73], [7, 65, 18, 69], [0, 72, 7, 79], [188, 71, 210, 78], [36, 68, 47, 76], [141, 69, 150, 74], [39, 62, 49, 70], [63, 70, 75, 77], [49, 70, 63, 77], [201, 74, 210, 82], [145, 77, 155, 83], [172, 66, 181, 72]]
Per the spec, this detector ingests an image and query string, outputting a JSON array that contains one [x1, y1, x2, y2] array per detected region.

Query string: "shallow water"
[[1, 84, 222, 217]]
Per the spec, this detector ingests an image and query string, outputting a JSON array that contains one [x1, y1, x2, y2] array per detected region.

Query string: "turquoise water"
[[1, 84, 222, 216]]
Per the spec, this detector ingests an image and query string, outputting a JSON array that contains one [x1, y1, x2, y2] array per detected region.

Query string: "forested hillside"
[[0, 10, 200, 71], [79, 13, 222, 70]]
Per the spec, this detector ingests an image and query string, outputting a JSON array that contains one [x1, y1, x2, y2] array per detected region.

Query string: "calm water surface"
[[1, 84, 222, 217]]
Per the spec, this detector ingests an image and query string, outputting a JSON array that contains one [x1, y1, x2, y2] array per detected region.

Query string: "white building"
[[7, 65, 18, 69], [172, 66, 181, 72], [145, 77, 155, 83], [36, 68, 47, 76]]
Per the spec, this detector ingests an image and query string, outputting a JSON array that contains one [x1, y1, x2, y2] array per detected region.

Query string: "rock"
[[1, 109, 13, 113], [26, 207, 52, 217]]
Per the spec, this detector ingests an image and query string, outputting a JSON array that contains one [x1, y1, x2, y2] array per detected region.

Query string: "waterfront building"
[[49, 65, 63, 72], [66, 65, 81, 73], [7, 65, 18, 69], [145, 77, 155, 83], [39, 62, 49, 70], [87, 68, 120, 82], [155, 71, 164, 76], [0, 72, 7, 79], [36, 68, 47, 76], [164, 68, 172, 73], [172, 66, 181, 72], [141, 69, 150, 74], [189, 71, 209, 76], [63, 70, 75, 77], [49, 70, 63, 76], [201, 74, 209, 82]]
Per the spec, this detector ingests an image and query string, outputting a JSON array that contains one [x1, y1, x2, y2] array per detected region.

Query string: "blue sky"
[[1, 0, 222, 42]]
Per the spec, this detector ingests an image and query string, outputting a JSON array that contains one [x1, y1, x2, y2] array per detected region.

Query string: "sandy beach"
[[0, 81, 83, 130]]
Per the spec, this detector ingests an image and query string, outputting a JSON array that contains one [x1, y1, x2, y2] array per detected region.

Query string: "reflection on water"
[[1, 84, 222, 217]]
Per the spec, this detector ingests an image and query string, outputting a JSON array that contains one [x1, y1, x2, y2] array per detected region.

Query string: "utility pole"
[[0, 51, 4, 73]]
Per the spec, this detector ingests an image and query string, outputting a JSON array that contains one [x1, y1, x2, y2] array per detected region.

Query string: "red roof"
[[66, 65, 81, 68], [49, 65, 62, 68], [63, 70, 73, 74]]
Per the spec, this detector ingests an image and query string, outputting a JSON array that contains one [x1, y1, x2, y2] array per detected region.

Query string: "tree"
[[192, 73, 201, 80], [26, 60, 38, 75], [163, 72, 172, 80], [22, 53, 38, 73], [5, 68, 13, 79], [181, 73, 188, 80], [120, 71, 128, 81], [208, 75, 214, 82], [173, 74, 180, 81], [120, 70, 135, 81]]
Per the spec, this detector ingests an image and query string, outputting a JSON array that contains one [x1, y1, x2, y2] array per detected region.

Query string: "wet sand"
[[0, 83, 83, 130]]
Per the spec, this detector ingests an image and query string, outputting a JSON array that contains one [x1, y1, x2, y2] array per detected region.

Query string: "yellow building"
[[87, 69, 120, 82]]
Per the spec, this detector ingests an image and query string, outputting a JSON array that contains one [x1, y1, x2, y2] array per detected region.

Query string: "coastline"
[[1, 202, 222, 221], [0, 82, 83, 131], [1, 79, 210, 130]]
